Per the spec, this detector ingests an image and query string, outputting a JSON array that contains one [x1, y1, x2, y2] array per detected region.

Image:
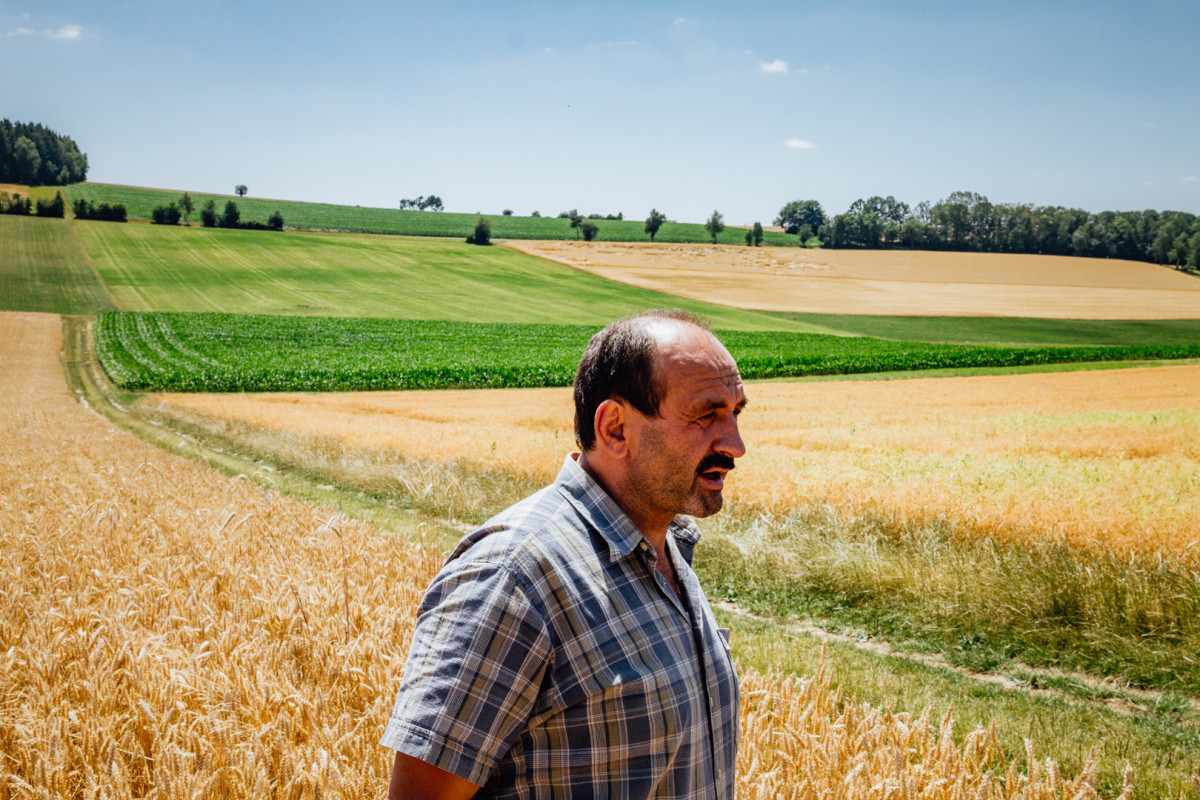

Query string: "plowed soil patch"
[[508, 241, 1200, 319], [161, 364, 1200, 554]]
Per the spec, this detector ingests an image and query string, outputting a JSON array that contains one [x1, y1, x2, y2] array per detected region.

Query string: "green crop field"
[[96, 311, 1200, 393], [776, 311, 1200, 345], [0, 216, 116, 314], [65, 183, 798, 245], [71, 220, 819, 330]]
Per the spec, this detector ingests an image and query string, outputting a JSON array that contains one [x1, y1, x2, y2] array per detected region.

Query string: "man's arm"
[[388, 751, 480, 800]]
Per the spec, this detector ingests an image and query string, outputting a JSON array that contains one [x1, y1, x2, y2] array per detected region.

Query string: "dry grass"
[[0, 310, 1122, 797], [507, 240, 1200, 318], [159, 363, 1200, 555]]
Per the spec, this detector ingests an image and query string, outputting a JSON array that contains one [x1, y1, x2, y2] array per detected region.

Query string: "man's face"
[[624, 326, 747, 523]]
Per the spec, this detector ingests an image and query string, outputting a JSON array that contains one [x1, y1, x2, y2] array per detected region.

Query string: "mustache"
[[697, 453, 736, 474]]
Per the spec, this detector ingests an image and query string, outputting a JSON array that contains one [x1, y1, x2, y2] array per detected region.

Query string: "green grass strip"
[[96, 311, 1200, 393], [66, 183, 800, 246], [0, 216, 116, 314]]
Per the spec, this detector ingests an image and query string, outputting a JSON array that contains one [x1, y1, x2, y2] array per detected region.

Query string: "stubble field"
[[509, 240, 1200, 319], [2, 314, 1117, 798]]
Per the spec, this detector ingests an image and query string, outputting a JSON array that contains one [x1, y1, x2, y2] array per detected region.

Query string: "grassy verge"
[[65, 183, 799, 245], [95, 310, 1200, 393], [0, 216, 116, 314], [725, 611, 1200, 800], [695, 503, 1200, 694]]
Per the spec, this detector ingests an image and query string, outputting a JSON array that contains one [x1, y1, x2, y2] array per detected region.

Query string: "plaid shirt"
[[382, 454, 739, 799]]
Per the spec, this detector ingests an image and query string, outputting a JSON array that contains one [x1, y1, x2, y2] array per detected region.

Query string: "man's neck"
[[576, 450, 671, 551]]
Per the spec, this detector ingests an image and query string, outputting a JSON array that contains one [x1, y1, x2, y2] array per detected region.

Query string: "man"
[[382, 310, 746, 799]]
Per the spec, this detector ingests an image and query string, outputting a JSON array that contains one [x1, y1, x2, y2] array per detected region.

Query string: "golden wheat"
[[0, 312, 1124, 797], [158, 363, 1200, 555]]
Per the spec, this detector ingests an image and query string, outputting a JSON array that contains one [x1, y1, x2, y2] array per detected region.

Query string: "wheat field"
[[0, 312, 1125, 796], [507, 240, 1200, 319], [158, 363, 1200, 555]]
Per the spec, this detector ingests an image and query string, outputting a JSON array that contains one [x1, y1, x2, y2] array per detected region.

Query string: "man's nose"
[[716, 415, 746, 459]]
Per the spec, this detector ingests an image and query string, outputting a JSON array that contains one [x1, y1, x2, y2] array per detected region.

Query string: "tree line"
[[0, 120, 88, 186], [808, 191, 1199, 269]]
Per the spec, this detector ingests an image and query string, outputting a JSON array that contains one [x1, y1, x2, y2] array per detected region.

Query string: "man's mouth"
[[696, 454, 736, 488]]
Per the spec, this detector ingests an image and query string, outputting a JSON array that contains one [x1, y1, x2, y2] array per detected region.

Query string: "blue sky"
[[5, 0, 1198, 224]]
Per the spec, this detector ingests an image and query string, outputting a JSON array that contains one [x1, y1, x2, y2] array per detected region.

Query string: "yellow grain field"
[[507, 240, 1200, 318], [1, 312, 1115, 796], [159, 363, 1200, 554]]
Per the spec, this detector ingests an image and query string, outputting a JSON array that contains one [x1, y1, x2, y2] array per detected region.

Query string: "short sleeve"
[[381, 559, 552, 785]]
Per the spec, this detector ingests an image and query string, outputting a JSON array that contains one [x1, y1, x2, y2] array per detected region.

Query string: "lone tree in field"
[[235, 184, 248, 197], [775, 199, 826, 235], [704, 210, 725, 243], [568, 211, 584, 239], [644, 208, 666, 242], [466, 215, 492, 245], [580, 219, 599, 242], [179, 192, 194, 224], [750, 221, 764, 246], [219, 200, 241, 228]]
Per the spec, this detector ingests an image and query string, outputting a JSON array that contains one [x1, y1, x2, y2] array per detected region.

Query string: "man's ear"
[[592, 399, 629, 458]]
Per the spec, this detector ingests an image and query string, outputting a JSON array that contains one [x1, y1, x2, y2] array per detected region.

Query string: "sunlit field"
[[157, 363, 1200, 555], [3, 312, 1123, 796], [508, 240, 1200, 319]]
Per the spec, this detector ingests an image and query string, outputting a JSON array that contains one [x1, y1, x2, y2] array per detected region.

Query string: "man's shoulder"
[[447, 482, 597, 578]]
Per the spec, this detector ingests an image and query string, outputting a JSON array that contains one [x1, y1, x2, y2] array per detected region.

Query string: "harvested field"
[[1, 312, 1115, 795], [508, 240, 1200, 319], [159, 363, 1200, 554]]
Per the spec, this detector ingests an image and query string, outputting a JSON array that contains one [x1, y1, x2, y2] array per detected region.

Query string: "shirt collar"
[[554, 453, 702, 565]]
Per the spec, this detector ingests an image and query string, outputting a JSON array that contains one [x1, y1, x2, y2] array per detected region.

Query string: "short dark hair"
[[573, 309, 709, 450]]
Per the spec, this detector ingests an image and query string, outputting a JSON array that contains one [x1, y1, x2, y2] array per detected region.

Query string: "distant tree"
[[151, 203, 182, 225], [569, 211, 583, 239], [750, 221, 764, 246], [466, 215, 492, 245], [268, 210, 284, 231], [531, 210, 541, 217], [219, 200, 240, 228], [14, 137, 41, 185], [503, 209, 513, 216], [179, 192, 194, 224], [704, 210, 725, 243], [644, 208, 666, 241], [2, 192, 31, 215], [580, 220, 599, 241], [35, 191, 65, 218], [745, 229, 753, 246], [200, 199, 218, 228], [775, 200, 826, 235], [235, 185, 248, 197]]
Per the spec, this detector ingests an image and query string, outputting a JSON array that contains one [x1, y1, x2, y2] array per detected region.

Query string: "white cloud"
[[673, 17, 696, 27], [759, 59, 788, 74], [785, 138, 816, 150], [51, 24, 83, 40], [596, 40, 639, 48], [1182, 175, 1199, 183], [6, 22, 85, 39]]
